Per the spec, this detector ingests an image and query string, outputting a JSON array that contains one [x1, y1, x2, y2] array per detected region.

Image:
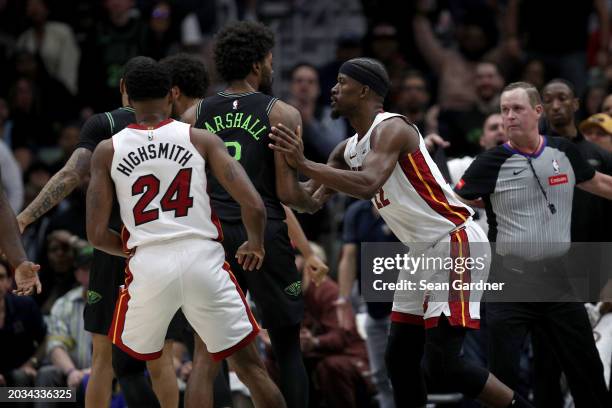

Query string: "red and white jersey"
[[343, 112, 474, 243], [110, 119, 222, 249]]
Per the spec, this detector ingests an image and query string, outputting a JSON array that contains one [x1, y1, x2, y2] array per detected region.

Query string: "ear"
[[360, 85, 370, 99], [252, 60, 262, 76], [535, 104, 543, 118], [171, 86, 180, 100], [119, 78, 126, 95]]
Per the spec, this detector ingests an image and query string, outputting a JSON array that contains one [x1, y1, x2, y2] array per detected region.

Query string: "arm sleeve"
[[342, 202, 361, 244], [75, 114, 110, 152], [454, 152, 501, 200], [564, 140, 596, 183]]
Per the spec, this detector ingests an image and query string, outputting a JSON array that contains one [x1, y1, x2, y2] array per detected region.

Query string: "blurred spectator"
[[338, 201, 396, 408], [392, 70, 431, 132], [601, 93, 612, 117], [50, 121, 81, 173], [288, 63, 342, 164], [364, 23, 408, 94], [79, 0, 148, 111], [12, 50, 78, 129], [437, 61, 505, 157], [298, 243, 373, 408], [504, 0, 609, 96], [0, 258, 47, 387], [520, 59, 546, 91], [318, 33, 362, 111], [580, 113, 612, 153], [16, 0, 80, 95], [145, 1, 180, 60], [413, 1, 503, 112], [35, 246, 93, 406], [579, 83, 607, 122], [37, 230, 79, 314], [0, 139, 23, 211]]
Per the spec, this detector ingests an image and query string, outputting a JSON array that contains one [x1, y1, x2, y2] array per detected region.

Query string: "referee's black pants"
[[487, 301, 610, 407]]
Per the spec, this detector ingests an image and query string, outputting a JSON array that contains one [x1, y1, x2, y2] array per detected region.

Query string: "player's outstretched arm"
[[86, 140, 125, 258], [269, 100, 322, 214], [191, 128, 266, 270], [17, 148, 92, 232], [0, 172, 41, 295], [270, 118, 418, 200]]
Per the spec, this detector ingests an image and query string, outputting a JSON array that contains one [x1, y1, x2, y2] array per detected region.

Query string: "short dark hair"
[[543, 78, 577, 98], [502, 81, 541, 108], [214, 21, 275, 82], [289, 62, 318, 80], [124, 57, 171, 102], [122, 56, 155, 79], [160, 53, 209, 98]]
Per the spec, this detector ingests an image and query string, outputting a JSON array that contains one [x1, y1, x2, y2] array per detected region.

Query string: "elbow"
[[358, 185, 378, 200], [86, 225, 103, 249]]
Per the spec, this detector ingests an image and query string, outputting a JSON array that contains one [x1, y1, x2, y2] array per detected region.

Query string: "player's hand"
[[268, 124, 305, 169], [424, 133, 450, 152], [304, 254, 329, 286], [67, 369, 85, 388], [13, 261, 42, 296], [334, 298, 355, 331], [236, 241, 265, 271]]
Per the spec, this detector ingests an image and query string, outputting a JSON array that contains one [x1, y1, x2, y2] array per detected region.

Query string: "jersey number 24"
[[132, 168, 194, 225]]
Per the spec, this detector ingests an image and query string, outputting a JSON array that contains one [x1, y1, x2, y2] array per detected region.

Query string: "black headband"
[[339, 61, 389, 97]]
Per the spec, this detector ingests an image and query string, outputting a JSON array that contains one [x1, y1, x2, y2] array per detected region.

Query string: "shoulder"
[[269, 99, 299, 123], [47, 21, 73, 36], [371, 115, 419, 152]]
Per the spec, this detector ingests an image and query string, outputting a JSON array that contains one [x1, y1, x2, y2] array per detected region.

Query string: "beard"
[[259, 72, 274, 95]]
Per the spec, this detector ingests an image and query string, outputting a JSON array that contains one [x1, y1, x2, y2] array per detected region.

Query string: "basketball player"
[[87, 57, 286, 408], [0, 172, 41, 296], [162, 52, 328, 408], [17, 57, 183, 407], [269, 58, 533, 408], [184, 21, 319, 408]]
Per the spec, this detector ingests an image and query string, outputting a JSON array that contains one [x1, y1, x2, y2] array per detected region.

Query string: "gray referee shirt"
[[455, 136, 595, 259]]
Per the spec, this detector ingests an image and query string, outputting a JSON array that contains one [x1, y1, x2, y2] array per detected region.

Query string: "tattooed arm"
[[190, 128, 267, 270], [86, 140, 124, 258], [18, 147, 92, 232]]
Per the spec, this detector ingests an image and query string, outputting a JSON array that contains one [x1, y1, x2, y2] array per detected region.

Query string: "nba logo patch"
[[232, 100, 239, 110], [552, 159, 560, 174]]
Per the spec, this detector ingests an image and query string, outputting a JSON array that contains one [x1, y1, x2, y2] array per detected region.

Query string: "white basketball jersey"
[[110, 119, 221, 249], [343, 112, 474, 243]]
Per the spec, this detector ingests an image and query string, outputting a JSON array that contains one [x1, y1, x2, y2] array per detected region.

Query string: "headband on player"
[[339, 61, 389, 97]]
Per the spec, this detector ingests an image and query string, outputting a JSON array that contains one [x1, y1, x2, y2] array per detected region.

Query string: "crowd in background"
[[2, 0, 612, 407]]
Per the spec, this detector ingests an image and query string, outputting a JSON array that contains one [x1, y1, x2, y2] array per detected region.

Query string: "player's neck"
[[225, 79, 257, 95], [351, 107, 382, 139], [509, 133, 542, 153], [177, 97, 201, 117]]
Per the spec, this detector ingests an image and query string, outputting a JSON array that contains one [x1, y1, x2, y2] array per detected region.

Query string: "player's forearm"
[[87, 227, 125, 258], [298, 160, 378, 200], [0, 194, 28, 267], [50, 347, 77, 374], [284, 206, 312, 257], [19, 168, 81, 228], [240, 204, 266, 247]]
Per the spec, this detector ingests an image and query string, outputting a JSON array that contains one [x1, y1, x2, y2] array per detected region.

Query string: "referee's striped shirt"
[[455, 136, 595, 260]]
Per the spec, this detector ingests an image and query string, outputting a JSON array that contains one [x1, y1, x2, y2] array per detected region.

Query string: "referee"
[[455, 82, 612, 406]]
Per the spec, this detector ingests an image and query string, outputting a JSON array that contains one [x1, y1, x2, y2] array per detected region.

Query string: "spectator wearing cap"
[[0, 259, 47, 387], [581, 113, 612, 152], [35, 246, 93, 407]]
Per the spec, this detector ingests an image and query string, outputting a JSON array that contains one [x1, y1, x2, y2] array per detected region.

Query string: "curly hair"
[[214, 21, 275, 82], [124, 57, 171, 102], [160, 53, 209, 98]]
